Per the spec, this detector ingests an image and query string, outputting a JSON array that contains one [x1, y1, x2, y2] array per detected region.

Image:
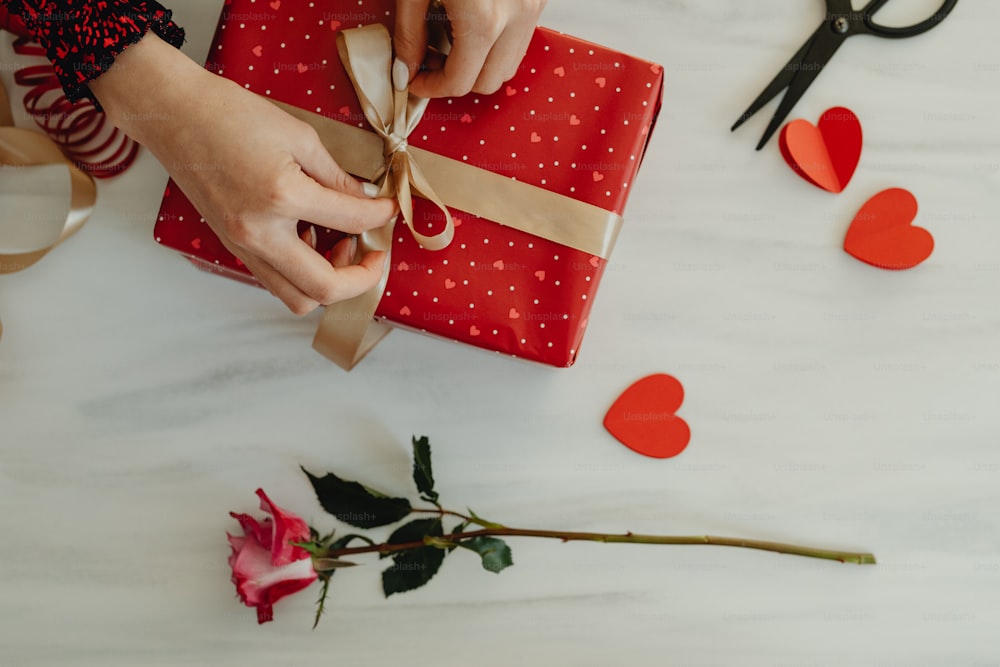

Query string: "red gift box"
[[154, 0, 662, 368]]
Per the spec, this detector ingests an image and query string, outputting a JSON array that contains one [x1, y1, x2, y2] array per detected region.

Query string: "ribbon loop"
[[0, 79, 97, 343], [336, 24, 454, 250]]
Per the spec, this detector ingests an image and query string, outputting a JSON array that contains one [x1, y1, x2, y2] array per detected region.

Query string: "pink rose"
[[228, 489, 318, 623]]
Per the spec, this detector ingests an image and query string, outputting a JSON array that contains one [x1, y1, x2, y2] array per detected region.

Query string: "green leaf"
[[302, 467, 412, 529], [381, 518, 447, 597], [411, 436, 439, 503], [457, 536, 514, 573]]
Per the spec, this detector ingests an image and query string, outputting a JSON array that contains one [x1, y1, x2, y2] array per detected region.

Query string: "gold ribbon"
[[271, 24, 624, 369], [0, 76, 97, 342]]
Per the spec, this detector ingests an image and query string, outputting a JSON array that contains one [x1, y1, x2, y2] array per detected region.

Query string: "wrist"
[[88, 32, 209, 147]]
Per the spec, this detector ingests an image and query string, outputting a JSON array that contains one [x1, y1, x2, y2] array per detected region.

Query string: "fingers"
[[473, 21, 534, 94], [295, 134, 367, 198], [328, 234, 358, 268], [408, 23, 496, 98], [238, 226, 374, 315], [239, 252, 320, 316], [262, 229, 386, 309], [394, 0, 433, 84], [290, 170, 398, 234], [248, 127, 392, 313], [401, 0, 545, 99]]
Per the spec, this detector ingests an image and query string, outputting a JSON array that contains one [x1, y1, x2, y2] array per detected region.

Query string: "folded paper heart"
[[844, 188, 933, 270], [779, 107, 862, 193], [604, 374, 691, 459]]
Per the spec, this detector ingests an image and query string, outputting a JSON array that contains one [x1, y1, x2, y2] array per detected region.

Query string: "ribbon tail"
[[312, 216, 396, 370], [313, 303, 392, 370]]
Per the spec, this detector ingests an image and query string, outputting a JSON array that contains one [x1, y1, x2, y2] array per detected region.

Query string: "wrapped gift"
[[154, 0, 663, 368]]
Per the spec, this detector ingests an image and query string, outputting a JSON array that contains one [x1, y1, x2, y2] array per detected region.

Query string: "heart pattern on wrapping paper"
[[154, 0, 666, 369], [604, 374, 691, 459]]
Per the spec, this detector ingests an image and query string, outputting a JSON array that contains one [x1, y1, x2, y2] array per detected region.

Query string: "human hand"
[[393, 0, 546, 98], [91, 34, 397, 315]]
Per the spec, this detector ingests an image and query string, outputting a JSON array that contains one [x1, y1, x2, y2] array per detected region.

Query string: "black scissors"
[[732, 0, 960, 150]]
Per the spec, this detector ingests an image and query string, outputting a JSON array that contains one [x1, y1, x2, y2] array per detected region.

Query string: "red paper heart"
[[604, 374, 691, 459], [251, 45, 263, 57], [844, 188, 933, 270], [779, 107, 862, 193]]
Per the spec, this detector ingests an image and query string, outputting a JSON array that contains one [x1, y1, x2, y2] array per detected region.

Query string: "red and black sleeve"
[[1, 0, 184, 103]]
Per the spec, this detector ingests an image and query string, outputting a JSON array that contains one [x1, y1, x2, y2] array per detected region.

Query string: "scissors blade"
[[731, 27, 822, 133], [753, 28, 848, 150]]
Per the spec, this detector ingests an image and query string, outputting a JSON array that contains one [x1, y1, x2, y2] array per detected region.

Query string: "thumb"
[[394, 0, 433, 87]]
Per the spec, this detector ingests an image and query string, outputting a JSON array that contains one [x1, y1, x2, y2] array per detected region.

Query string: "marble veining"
[[2, 1, 1000, 665]]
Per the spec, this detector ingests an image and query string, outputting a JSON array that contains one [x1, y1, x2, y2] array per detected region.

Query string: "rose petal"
[[255, 489, 312, 565]]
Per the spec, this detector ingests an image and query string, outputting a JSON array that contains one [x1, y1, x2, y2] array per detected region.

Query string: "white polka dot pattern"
[[154, 0, 663, 367]]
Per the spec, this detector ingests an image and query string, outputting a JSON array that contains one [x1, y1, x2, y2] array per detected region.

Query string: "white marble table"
[[2, 1, 999, 665]]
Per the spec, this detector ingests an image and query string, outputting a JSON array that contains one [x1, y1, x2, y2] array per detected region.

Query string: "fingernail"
[[300, 225, 318, 248], [362, 182, 379, 198], [392, 57, 410, 92], [348, 235, 358, 258]]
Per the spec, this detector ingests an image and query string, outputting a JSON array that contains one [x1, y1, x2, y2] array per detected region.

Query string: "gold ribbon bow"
[[0, 76, 97, 342], [270, 24, 624, 369], [315, 25, 455, 368]]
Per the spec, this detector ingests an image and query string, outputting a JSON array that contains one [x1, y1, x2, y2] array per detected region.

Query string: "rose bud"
[[228, 489, 318, 623]]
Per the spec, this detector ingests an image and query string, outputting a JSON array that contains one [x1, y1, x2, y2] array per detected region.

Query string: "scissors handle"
[[861, 0, 960, 38]]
